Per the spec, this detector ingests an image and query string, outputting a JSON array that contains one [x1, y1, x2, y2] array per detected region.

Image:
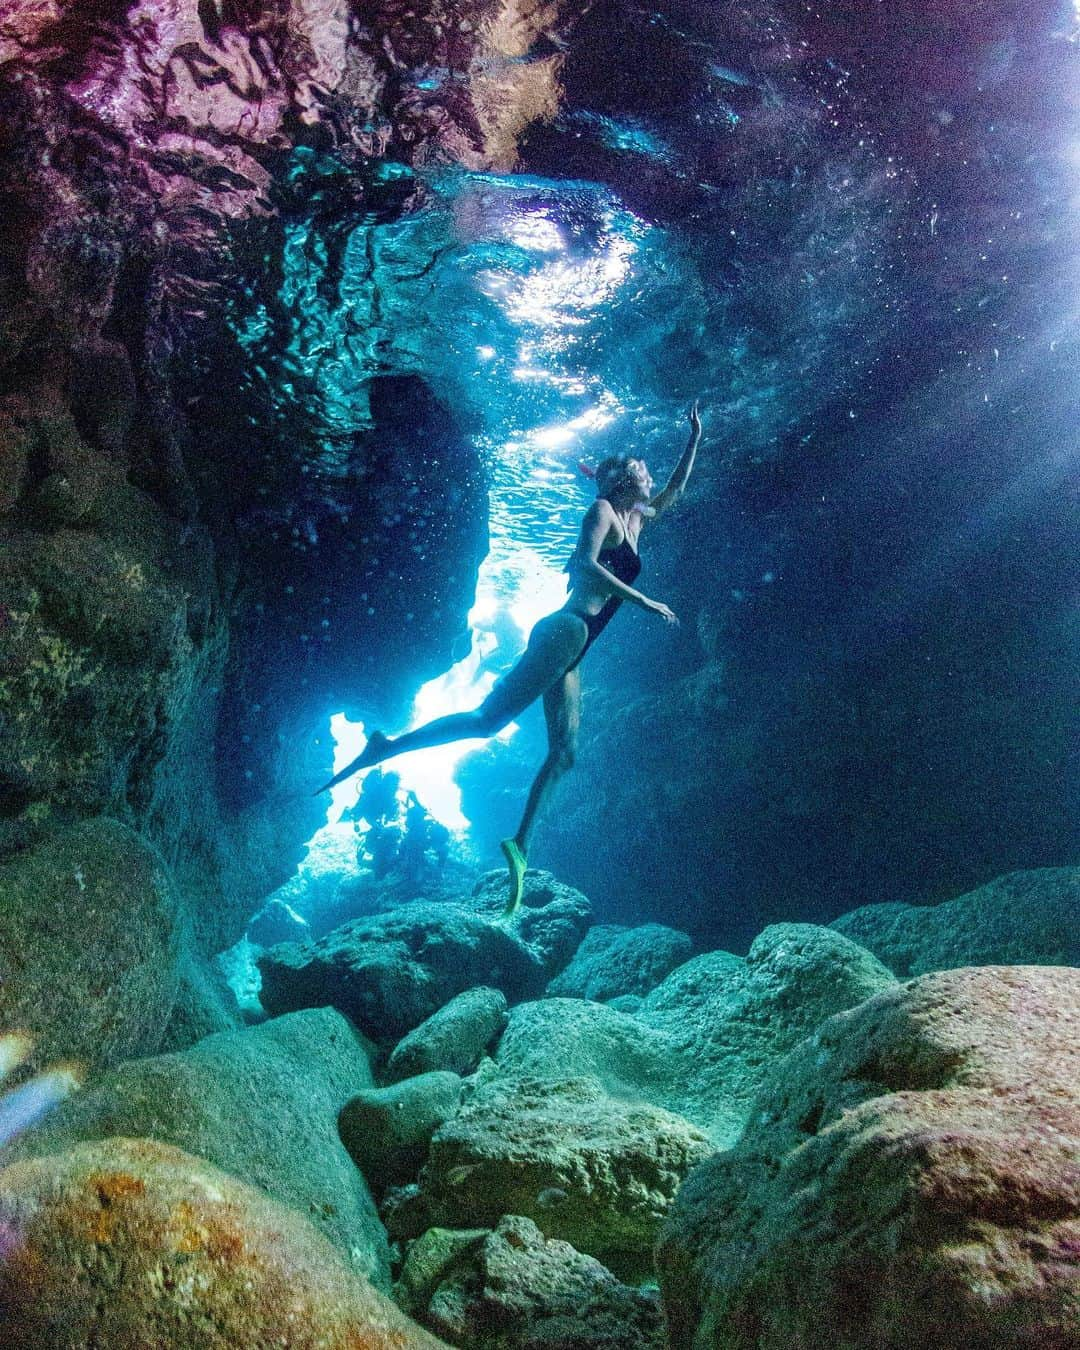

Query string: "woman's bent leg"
[[514, 666, 582, 855], [501, 667, 581, 913]]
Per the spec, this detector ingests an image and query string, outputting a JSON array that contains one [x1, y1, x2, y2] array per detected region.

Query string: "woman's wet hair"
[[594, 454, 640, 499]]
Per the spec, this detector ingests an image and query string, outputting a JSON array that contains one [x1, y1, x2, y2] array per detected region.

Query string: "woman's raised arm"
[[649, 401, 702, 517]]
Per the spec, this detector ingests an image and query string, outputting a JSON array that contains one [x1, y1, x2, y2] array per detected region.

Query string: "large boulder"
[[831, 867, 1080, 975], [8, 1008, 389, 1286], [258, 873, 591, 1044], [546, 922, 693, 1002], [421, 1074, 712, 1278], [499, 923, 896, 1144], [638, 923, 896, 1140], [0, 817, 183, 1075], [657, 965, 1080, 1349], [340, 1072, 465, 1190], [386, 987, 509, 1083], [397, 1215, 666, 1349], [0, 1138, 447, 1349]]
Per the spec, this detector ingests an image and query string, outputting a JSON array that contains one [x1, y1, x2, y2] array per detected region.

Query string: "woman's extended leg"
[[316, 613, 588, 794], [500, 667, 581, 913]]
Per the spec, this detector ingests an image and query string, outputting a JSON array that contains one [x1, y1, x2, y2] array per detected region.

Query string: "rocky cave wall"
[[0, 0, 1076, 987], [0, 0, 584, 1058]]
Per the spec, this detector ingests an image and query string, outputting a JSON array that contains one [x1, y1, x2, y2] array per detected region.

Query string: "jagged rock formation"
[[657, 965, 1080, 1348], [396, 1214, 667, 1349], [0, 0, 584, 993]]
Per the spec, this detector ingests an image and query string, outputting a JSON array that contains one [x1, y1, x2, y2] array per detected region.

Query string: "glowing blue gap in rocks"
[[316, 521, 582, 852], [300, 184, 648, 866], [307, 392, 618, 865]]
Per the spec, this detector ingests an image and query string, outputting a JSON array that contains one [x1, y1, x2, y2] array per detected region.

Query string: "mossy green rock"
[[422, 1074, 712, 1277], [0, 1138, 448, 1349], [657, 965, 1080, 1349], [10, 1007, 389, 1286], [340, 1071, 465, 1188], [0, 817, 183, 1075], [831, 867, 1080, 975]]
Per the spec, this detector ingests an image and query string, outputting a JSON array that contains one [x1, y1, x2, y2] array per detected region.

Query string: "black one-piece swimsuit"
[[565, 536, 642, 673]]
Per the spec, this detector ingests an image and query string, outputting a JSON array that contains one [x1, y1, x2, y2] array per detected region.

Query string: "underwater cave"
[[0, 0, 1077, 1343]]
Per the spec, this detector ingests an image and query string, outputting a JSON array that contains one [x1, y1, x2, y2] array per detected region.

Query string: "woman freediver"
[[317, 403, 703, 913]]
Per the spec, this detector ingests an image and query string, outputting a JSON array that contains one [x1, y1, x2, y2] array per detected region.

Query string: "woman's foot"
[[313, 730, 391, 795], [500, 838, 528, 915]]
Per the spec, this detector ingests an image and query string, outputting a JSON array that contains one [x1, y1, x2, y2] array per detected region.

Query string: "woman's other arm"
[[570, 501, 678, 623]]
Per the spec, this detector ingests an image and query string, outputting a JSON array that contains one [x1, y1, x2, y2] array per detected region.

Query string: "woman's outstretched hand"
[[646, 598, 679, 625], [689, 400, 702, 439]]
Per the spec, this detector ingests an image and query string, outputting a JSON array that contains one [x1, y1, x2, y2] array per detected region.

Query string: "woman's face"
[[627, 458, 654, 497]]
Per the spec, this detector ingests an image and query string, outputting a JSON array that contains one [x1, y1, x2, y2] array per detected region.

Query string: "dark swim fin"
[[500, 838, 527, 915], [313, 731, 390, 795]]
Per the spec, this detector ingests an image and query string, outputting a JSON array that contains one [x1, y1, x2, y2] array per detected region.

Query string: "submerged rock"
[[156, 942, 243, 1054], [0, 1138, 447, 1349], [639, 923, 897, 1139], [0, 817, 183, 1075], [657, 965, 1080, 1349], [340, 1072, 465, 1190], [8, 1008, 389, 1286], [248, 896, 311, 948], [470, 868, 594, 977], [398, 1215, 666, 1349], [546, 922, 693, 1002], [421, 1074, 712, 1278], [498, 923, 896, 1144], [257, 873, 591, 1044], [831, 866, 1080, 975], [386, 987, 509, 1083]]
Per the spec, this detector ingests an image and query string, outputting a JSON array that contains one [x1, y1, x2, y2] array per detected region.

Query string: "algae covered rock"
[[387, 986, 509, 1082], [258, 875, 591, 1043], [0, 817, 183, 1075], [422, 1074, 712, 1276], [831, 866, 1080, 975], [0, 1138, 448, 1349], [398, 1215, 666, 1349], [546, 922, 693, 1002], [496, 997, 680, 1111], [657, 965, 1080, 1349], [340, 1071, 465, 1188], [469, 868, 594, 977], [9, 1007, 389, 1285]]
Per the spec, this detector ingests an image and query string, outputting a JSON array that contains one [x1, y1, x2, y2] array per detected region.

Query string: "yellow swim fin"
[[500, 838, 527, 916]]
